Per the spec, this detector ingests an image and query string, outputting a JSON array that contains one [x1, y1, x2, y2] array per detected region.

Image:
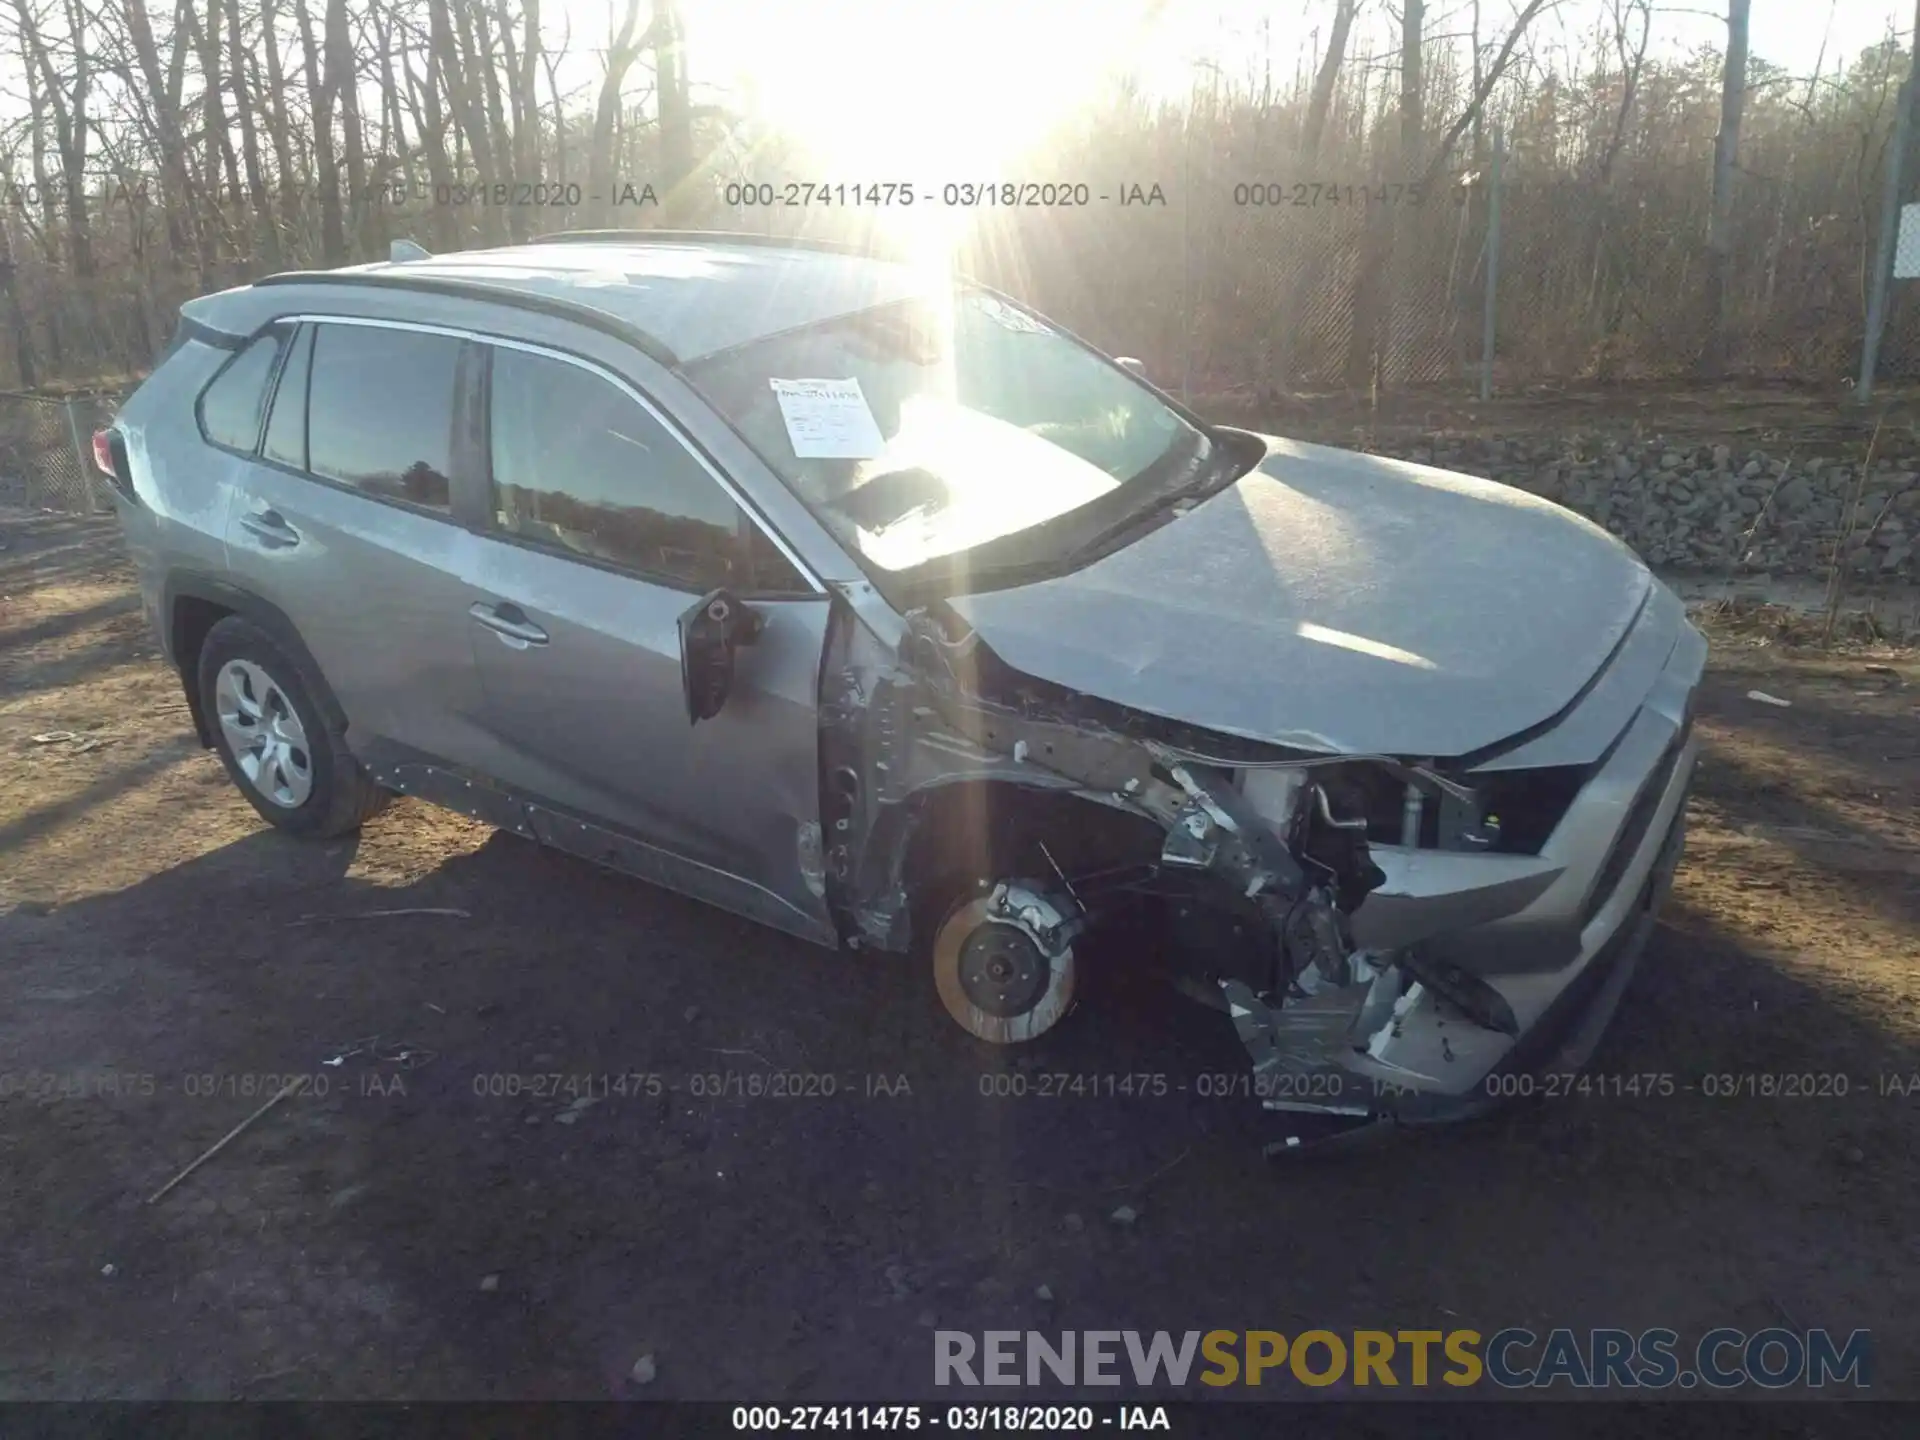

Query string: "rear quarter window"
[[195, 327, 290, 452]]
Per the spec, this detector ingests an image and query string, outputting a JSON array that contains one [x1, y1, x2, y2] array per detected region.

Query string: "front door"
[[463, 340, 833, 942]]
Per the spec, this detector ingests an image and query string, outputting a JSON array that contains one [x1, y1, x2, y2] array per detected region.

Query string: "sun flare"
[[703, 0, 1165, 181]]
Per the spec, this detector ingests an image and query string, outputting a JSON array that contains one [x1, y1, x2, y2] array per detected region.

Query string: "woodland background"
[[0, 0, 1917, 397]]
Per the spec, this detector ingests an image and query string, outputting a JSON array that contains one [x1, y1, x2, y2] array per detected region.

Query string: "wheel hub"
[[930, 882, 1081, 1045], [957, 923, 1049, 1018]]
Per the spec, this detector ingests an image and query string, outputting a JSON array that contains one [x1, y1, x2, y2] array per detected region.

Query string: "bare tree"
[[259, 0, 302, 260], [1417, 0, 1553, 186], [1266, 0, 1361, 392], [431, 0, 508, 242], [326, 0, 377, 256], [1345, 0, 1554, 388], [401, 11, 461, 250], [1596, 0, 1652, 184], [0, 208, 37, 385], [541, 11, 571, 185], [11, 0, 93, 287], [507, 0, 541, 195], [1401, 0, 1426, 169], [224, 0, 277, 268], [186, 0, 244, 276], [370, 0, 414, 212], [0, 0, 1910, 400], [1345, 0, 1428, 388], [654, 0, 693, 211], [589, 0, 653, 226], [470, 0, 523, 239], [1701, 0, 1751, 377], [118, 0, 203, 291], [1302, 0, 1358, 161], [290, 0, 344, 262], [18, 28, 67, 272]]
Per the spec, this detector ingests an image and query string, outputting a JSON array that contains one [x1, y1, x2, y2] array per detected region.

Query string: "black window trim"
[[270, 312, 824, 597], [258, 321, 313, 472], [194, 322, 296, 458]]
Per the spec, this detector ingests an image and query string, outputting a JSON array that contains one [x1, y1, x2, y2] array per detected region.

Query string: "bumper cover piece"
[[1252, 798, 1689, 1156]]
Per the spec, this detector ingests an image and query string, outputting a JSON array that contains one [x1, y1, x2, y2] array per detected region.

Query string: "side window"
[[261, 324, 312, 470], [307, 324, 460, 513], [746, 523, 812, 594], [487, 347, 750, 590], [196, 327, 289, 452]]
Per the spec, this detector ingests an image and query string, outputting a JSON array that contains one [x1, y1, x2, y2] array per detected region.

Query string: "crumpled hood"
[[945, 433, 1653, 759]]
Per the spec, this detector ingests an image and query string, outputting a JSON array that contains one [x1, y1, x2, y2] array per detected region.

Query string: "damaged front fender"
[[818, 588, 1694, 1153], [819, 590, 1390, 1027]]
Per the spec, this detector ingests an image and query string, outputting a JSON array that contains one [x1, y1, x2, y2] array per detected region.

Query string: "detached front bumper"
[[1366, 784, 1688, 1129], [1225, 601, 1706, 1145]]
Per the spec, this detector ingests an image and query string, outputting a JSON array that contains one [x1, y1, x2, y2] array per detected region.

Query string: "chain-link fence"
[[683, 91, 1920, 402], [0, 390, 126, 515], [0, 144, 1897, 444], [943, 159, 1500, 400]]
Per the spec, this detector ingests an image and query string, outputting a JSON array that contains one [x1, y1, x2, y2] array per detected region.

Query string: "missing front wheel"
[[929, 881, 1083, 1044]]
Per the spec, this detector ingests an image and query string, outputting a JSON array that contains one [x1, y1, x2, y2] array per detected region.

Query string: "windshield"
[[684, 288, 1207, 577]]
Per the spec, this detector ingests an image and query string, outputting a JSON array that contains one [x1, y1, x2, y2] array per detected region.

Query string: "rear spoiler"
[[161, 292, 256, 362]]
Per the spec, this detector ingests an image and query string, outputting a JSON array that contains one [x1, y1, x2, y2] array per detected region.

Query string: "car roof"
[[290, 234, 932, 364]]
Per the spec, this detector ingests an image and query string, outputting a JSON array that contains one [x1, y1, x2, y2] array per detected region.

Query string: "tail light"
[[91, 428, 118, 478], [92, 427, 136, 503]]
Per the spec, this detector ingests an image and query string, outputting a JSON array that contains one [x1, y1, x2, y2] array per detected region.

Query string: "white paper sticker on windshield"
[[770, 377, 886, 459]]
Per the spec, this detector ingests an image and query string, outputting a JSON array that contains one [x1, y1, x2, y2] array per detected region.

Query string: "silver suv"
[[100, 230, 1702, 1140]]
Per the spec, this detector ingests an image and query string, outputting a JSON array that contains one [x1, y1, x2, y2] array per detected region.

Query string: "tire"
[[197, 614, 389, 839]]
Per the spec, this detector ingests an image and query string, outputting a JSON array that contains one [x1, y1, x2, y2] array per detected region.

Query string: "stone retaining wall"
[[1356, 435, 1919, 580]]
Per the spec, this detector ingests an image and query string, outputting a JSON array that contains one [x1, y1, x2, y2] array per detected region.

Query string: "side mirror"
[[678, 588, 764, 724], [1115, 356, 1147, 379]]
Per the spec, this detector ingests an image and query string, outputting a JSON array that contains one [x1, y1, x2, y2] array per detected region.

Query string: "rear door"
[[223, 318, 496, 771], [464, 339, 834, 941]]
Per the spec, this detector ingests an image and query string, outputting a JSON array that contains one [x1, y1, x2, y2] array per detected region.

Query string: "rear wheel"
[[197, 615, 388, 839]]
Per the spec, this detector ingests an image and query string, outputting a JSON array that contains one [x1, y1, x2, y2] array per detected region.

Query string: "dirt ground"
[[2, 509, 1918, 1408]]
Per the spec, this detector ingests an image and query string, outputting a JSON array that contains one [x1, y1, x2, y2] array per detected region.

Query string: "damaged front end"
[[818, 586, 1697, 1153]]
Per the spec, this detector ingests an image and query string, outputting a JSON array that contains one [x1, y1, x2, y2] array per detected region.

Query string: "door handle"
[[238, 508, 299, 547], [469, 600, 549, 646]]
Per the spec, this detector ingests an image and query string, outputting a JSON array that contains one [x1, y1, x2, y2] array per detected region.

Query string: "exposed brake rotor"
[[930, 881, 1082, 1045]]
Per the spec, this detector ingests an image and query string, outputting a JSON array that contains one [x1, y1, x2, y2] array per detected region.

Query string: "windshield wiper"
[[829, 466, 951, 530], [885, 430, 1234, 600], [1064, 434, 1225, 563]]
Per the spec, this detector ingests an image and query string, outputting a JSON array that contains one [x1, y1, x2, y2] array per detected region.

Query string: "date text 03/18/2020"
[[730, 1406, 1170, 1432]]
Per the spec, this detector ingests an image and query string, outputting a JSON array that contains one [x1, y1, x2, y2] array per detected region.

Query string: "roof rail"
[[248, 268, 681, 367], [522, 227, 909, 260]]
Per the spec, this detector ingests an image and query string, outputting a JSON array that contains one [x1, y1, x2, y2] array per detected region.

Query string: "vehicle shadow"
[[3, 800, 1915, 1400]]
